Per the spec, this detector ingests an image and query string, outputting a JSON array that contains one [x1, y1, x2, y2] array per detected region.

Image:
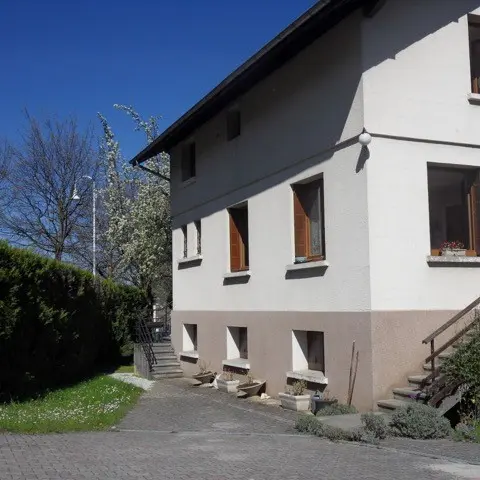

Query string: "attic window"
[[181, 142, 196, 182], [227, 110, 241, 141]]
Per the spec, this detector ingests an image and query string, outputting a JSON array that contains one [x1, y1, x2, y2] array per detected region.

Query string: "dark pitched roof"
[[131, 0, 378, 165]]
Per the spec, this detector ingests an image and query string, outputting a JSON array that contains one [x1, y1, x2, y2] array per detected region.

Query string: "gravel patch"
[[110, 373, 154, 391]]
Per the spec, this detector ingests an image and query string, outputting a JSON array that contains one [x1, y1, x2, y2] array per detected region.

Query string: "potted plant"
[[440, 241, 466, 257], [310, 389, 337, 415], [192, 360, 214, 384], [217, 369, 240, 393], [237, 373, 266, 397], [279, 380, 310, 411]]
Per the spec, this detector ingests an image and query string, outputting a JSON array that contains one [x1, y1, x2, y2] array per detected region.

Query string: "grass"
[[114, 364, 135, 373], [0, 375, 142, 434]]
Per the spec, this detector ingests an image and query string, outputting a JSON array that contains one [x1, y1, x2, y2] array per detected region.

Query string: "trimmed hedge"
[[0, 241, 148, 400]]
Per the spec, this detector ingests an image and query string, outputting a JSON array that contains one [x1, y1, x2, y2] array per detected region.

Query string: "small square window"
[[181, 225, 187, 258], [227, 110, 241, 141], [181, 142, 196, 181], [227, 326, 248, 360], [183, 324, 198, 352], [195, 220, 202, 255], [292, 330, 325, 373], [292, 178, 325, 262]]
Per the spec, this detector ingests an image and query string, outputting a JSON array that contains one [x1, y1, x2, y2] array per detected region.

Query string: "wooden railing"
[[420, 295, 480, 404]]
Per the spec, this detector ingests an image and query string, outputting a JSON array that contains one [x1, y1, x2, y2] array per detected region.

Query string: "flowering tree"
[[98, 105, 171, 303]]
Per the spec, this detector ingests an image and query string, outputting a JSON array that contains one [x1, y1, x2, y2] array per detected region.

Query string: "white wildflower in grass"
[[0, 375, 142, 434]]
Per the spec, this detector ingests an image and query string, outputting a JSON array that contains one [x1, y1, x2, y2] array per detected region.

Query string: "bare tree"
[[0, 112, 99, 261]]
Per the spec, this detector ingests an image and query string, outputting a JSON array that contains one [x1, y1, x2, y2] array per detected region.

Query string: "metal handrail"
[[420, 294, 480, 391], [136, 316, 157, 372]]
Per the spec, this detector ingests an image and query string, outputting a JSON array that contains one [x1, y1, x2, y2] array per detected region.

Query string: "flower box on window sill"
[[441, 249, 466, 257]]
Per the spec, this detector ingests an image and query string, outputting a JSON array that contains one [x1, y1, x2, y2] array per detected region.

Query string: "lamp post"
[[72, 175, 96, 276]]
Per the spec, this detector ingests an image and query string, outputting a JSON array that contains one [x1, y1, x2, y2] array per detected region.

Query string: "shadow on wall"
[[171, 1, 477, 229]]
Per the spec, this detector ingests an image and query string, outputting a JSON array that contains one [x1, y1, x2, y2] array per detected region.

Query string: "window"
[[181, 142, 196, 181], [469, 19, 480, 93], [227, 326, 248, 360], [228, 204, 249, 271], [427, 166, 480, 255], [183, 324, 198, 352], [195, 220, 202, 255], [181, 225, 187, 258], [292, 178, 325, 262], [292, 330, 325, 372], [227, 110, 241, 140]]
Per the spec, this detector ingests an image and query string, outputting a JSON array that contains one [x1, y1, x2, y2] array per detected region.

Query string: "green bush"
[[295, 415, 351, 442], [389, 403, 452, 439], [316, 403, 358, 416], [361, 413, 388, 440], [0, 242, 148, 400]]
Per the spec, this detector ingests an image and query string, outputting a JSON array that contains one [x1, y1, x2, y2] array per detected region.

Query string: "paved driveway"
[[1, 379, 480, 480]]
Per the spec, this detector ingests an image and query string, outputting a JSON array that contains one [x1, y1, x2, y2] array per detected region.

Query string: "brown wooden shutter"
[[229, 212, 241, 271], [471, 176, 480, 255], [293, 189, 307, 258]]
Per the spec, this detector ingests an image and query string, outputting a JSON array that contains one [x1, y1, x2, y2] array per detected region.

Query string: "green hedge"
[[0, 241, 148, 400]]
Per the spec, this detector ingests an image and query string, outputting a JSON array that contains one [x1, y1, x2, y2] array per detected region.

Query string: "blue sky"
[[0, 1, 315, 160]]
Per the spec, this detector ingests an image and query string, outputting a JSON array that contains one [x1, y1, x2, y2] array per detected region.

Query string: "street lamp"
[[72, 175, 96, 276]]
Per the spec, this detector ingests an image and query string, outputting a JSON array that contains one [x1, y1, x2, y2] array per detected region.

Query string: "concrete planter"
[[442, 249, 466, 257], [192, 372, 214, 384], [217, 378, 240, 393], [237, 380, 266, 397], [279, 392, 311, 411]]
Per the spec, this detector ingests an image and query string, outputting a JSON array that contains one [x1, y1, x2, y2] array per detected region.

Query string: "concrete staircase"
[[151, 342, 183, 379], [377, 331, 474, 413]]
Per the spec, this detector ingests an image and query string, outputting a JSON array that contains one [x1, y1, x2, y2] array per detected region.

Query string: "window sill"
[[179, 351, 199, 360], [286, 260, 329, 271], [222, 358, 250, 370], [467, 93, 480, 105], [286, 369, 328, 384], [181, 177, 196, 187], [223, 270, 251, 279], [178, 255, 203, 266], [426, 255, 480, 267]]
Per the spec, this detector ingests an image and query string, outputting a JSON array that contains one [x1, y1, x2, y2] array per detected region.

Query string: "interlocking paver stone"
[[0, 378, 479, 479]]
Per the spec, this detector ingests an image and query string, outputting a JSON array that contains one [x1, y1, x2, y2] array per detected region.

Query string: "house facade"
[[132, 0, 480, 410]]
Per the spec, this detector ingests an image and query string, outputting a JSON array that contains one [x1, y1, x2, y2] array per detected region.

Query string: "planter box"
[[217, 378, 240, 393], [442, 249, 466, 257], [237, 380, 266, 397], [279, 392, 311, 411], [192, 372, 214, 384]]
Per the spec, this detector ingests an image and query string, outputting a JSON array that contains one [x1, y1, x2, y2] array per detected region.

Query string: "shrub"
[[361, 413, 388, 439], [295, 415, 351, 442], [291, 380, 307, 396], [389, 403, 452, 439], [0, 241, 148, 400], [316, 403, 358, 416]]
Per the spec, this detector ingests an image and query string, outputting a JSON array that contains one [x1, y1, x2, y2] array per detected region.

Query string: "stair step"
[[377, 398, 410, 412], [154, 356, 179, 363], [153, 361, 182, 368], [152, 370, 184, 379], [408, 374, 430, 386], [393, 387, 427, 402]]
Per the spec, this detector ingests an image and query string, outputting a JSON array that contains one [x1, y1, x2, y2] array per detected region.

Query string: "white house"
[[132, 0, 480, 411]]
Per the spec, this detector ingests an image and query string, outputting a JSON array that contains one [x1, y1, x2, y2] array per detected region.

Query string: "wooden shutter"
[[229, 212, 241, 271], [293, 188, 307, 258], [470, 176, 480, 255]]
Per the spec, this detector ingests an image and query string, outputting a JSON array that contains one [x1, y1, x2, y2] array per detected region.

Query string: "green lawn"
[[114, 364, 135, 373], [0, 375, 142, 434]]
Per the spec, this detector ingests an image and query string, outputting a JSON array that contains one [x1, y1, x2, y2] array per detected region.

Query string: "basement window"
[[183, 324, 198, 352]]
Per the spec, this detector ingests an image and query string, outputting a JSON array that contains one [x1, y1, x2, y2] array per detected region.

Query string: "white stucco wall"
[[171, 12, 370, 313], [363, 0, 480, 311]]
